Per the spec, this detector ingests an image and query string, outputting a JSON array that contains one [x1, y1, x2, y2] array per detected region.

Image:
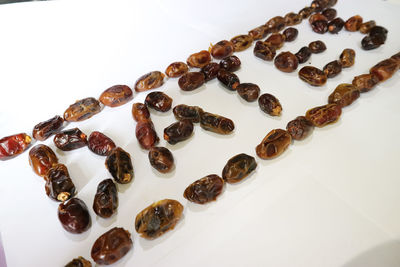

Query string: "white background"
[[0, 0, 400, 266]]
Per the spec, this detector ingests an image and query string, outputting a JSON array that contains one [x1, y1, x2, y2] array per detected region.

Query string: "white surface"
[[0, 0, 400, 266]]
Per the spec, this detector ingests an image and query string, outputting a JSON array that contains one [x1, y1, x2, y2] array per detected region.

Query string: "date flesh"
[[163, 120, 194, 145], [370, 58, 399, 82], [131, 103, 150, 122], [265, 16, 286, 32], [65, 256, 92, 267], [201, 63, 220, 81], [183, 174, 225, 204], [298, 66, 327, 86], [339, 49, 356, 68], [178, 72, 205, 91], [32, 115, 64, 141], [323, 60, 342, 78], [345, 15, 363, 31], [135, 121, 159, 149], [135, 199, 183, 239], [45, 163, 76, 202], [219, 55, 241, 72], [283, 27, 298, 42], [148, 147, 174, 173], [295, 47, 312, 64], [200, 112, 234, 134], [256, 129, 292, 160], [230, 34, 253, 52], [328, 83, 360, 107], [0, 133, 31, 160], [308, 40, 326, 54], [253, 41, 276, 61], [134, 71, 165, 92], [328, 17, 345, 33], [29, 144, 58, 177], [63, 97, 101, 122], [173, 104, 204, 123], [165, 62, 189, 78], [93, 179, 118, 218], [222, 153, 257, 184], [210, 40, 234, 59], [265, 34, 285, 49], [236, 83, 260, 102], [99, 85, 133, 107], [305, 103, 342, 127], [58, 198, 91, 234], [105, 147, 134, 184], [145, 91, 173, 112], [88, 131, 116, 156], [217, 69, 240, 90], [91, 227, 133, 265], [352, 74, 380, 93], [258, 93, 282, 116], [187, 50, 211, 68], [286, 116, 314, 141], [54, 128, 87, 151]]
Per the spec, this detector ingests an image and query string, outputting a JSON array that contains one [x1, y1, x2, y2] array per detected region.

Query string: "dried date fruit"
[[248, 25, 269, 40], [274, 52, 299, 73], [63, 97, 101, 122], [284, 12, 302, 26], [305, 103, 342, 127], [311, 20, 328, 34], [309, 13, 328, 24], [54, 128, 87, 151], [91, 227, 133, 265], [187, 50, 211, 68], [344, 15, 363, 31], [29, 144, 58, 177], [178, 72, 205, 91], [200, 112, 234, 134], [298, 7, 314, 19], [134, 71, 165, 92], [298, 66, 327, 86], [370, 58, 399, 82], [88, 131, 116, 156], [0, 133, 31, 160], [136, 121, 159, 150], [173, 104, 204, 123], [369, 26, 388, 44], [99, 85, 133, 107], [328, 83, 360, 107], [183, 174, 224, 204], [258, 93, 282, 116], [32, 115, 64, 141], [222, 154, 257, 184], [165, 62, 189, 78], [352, 74, 380, 93], [58, 198, 91, 234], [286, 116, 314, 141], [135, 199, 183, 239], [256, 129, 291, 160], [265, 34, 285, 49], [65, 256, 92, 267], [148, 147, 174, 173], [217, 69, 240, 90], [322, 8, 337, 21], [219, 55, 241, 72], [328, 17, 345, 33], [236, 83, 260, 102], [164, 120, 194, 144], [201, 63, 220, 81], [145, 91, 173, 112], [210, 40, 234, 59], [308, 40, 326, 54], [361, 36, 382, 50], [253, 41, 276, 61], [45, 163, 75, 202], [311, 0, 337, 11], [230, 34, 253, 52], [93, 179, 118, 218], [391, 52, 400, 65], [131, 103, 150, 122], [105, 147, 134, 184], [323, 60, 342, 78], [295, 47, 312, 64], [359, 20, 376, 34], [265, 16, 286, 32], [282, 27, 298, 42], [339, 48, 356, 68]]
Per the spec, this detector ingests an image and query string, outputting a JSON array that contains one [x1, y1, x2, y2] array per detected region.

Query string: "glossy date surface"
[[222, 154, 257, 184], [105, 147, 134, 184], [184, 174, 225, 204], [0, 133, 32, 160], [63, 97, 101, 122]]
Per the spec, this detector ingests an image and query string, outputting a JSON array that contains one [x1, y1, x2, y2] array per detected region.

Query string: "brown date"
[[183, 174, 225, 204], [201, 63, 220, 81], [286, 116, 314, 141], [29, 144, 58, 177], [369, 26, 388, 44], [305, 103, 342, 127], [258, 93, 282, 116], [265, 16, 286, 32], [63, 97, 101, 122], [311, 20, 328, 34], [253, 41, 276, 61], [298, 66, 327, 86], [93, 179, 118, 218], [309, 13, 327, 24], [105, 147, 134, 184], [32, 115, 64, 141], [308, 40, 326, 54], [236, 83, 260, 102], [135, 199, 183, 239], [222, 153, 257, 184], [345, 15, 363, 31], [295, 47, 312, 64], [256, 129, 292, 160], [339, 48, 356, 68], [163, 120, 194, 145], [178, 72, 205, 91], [284, 12, 302, 26], [322, 8, 337, 21], [359, 20, 376, 34], [210, 40, 234, 59], [65, 256, 92, 267], [165, 61, 189, 78], [187, 50, 211, 68], [173, 104, 204, 123], [58, 198, 91, 234], [99, 85, 133, 107], [391, 52, 400, 65], [134, 71, 165, 92], [370, 58, 399, 82], [328, 83, 360, 107], [328, 17, 345, 33], [0, 133, 31, 160], [265, 33, 285, 49], [298, 7, 314, 19], [361, 36, 382, 50], [323, 60, 342, 78], [282, 27, 298, 42], [145, 91, 173, 112], [230, 34, 253, 52], [136, 121, 159, 149], [200, 112, 234, 135], [131, 103, 150, 122], [217, 69, 240, 90], [219, 55, 241, 72], [54, 128, 87, 151], [45, 163, 76, 202], [148, 146, 174, 173], [311, 0, 337, 11], [91, 227, 133, 265], [248, 25, 269, 40], [88, 131, 116, 156], [352, 74, 380, 93], [274, 52, 299, 73]]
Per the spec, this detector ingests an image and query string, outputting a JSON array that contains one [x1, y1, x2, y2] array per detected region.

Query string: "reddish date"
[[88, 131, 116, 156], [105, 147, 134, 184], [323, 60, 342, 78], [369, 58, 399, 82], [222, 153, 257, 184], [45, 163, 76, 202], [148, 146, 174, 173], [256, 129, 292, 160], [58, 198, 91, 234], [0, 133, 31, 160], [305, 104, 342, 127], [131, 103, 151, 122], [63, 97, 101, 122], [344, 15, 363, 31], [274, 52, 299, 72], [184, 174, 225, 204], [134, 71, 165, 92], [145, 92, 173, 112], [352, 74, 380, 93], [29, 144, 58, 177], [93, 179, 118, 218], [54, 128, 87, 151], [135, 121, 159, 150], [32, 115, 64, 141], [99, 85, 133, 107]]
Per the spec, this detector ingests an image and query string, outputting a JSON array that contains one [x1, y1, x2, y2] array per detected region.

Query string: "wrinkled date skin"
[[230, 34, 253, 52], [253, 41, 276, 61], [29, 144, 58, 177], [135, 121, 159, 150], [248, 25, 269, 40], [88, 131, 116, 156], [222, 153, 257, 184], [352, 74, 380, 93], [210, 40, 234, 59], [148, 146, 174, 173], [322, 8, 337, 21], [134, 71, 165, 92], [305, 104, 342, 127], [93, 179, 118, 218], [328, 83, 360, 107], [135, 199, 183, 239], [339, 49, 356, 68], [91, 227, 133, 265], [163, 120, 194, 145], [323, 60, 342, 78], [284, 12, 302, 26], [178, 72, 205, 91], [368, 26, 388, 45], [65, 256, 92, 267], [131, 103, 151, 122], [184, 174, 225, 204], [258, 93, 282, 116], [63, 97, 101, 122], [308, 40, 326, 54], [256, 129, 292, 160], [274, 52, 299, 73], [344, 15, 363, 31], [0, 133, 31, 160], [187, 50, 211, 68], [58, 198, 91, 234], [45, 163, 76, 202], [219, 55, 241, 72], [145, 91, 173, 112], [265, 33, 285, 49], [286, 116, 314, 141], [173, 104, 204, 123], [359, 20, 376, 34], [370, 58, 399, 82], [201, 63, 220, 81], [265, 16, 286, 32], [236, 83, 260, 102], [32, 115, 64, 141], [295, 47, 312, 64], [105, 147, 134, 184], [328, 17, 345, 33], [298, 66, 327, 86], [217, 69, 240, 90], [54, 128, 87, 151], [200, 112, 235, 135], [283, 27, 298, 42], [99, 85, 133, 108], [165, 61, 189, 78]]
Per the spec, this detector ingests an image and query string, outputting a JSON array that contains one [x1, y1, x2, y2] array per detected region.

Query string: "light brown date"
[[369, 58, 399, 82], [339, 48, 356, 68], [58, 198, 91, 234], [183, 174, 225, 204], [63, 97, 101, 122], [200, 112, 234, 134], [54, 128, 87, 151], [187, 50, 211, 68], [165, 62, 189, 78], [88, 131, 116, 156], [305, 103, 342, 127], [344, 15, 363, 32], [256, 129, 292, 160], [134, 71, 165, 92], [328, 83, 360, 107], [248, 25, 269, 40], [99, 85, 133, 107], [265, 33, 285, 49], [274, 52, 299, 73], [222, 153, 257, 184], [29, 144, 58, 177], [284, 12, 302, 26], [132, 103, 151, 122], [230, 34, 253, 52], [352, 74, 380, 93], [359, 20, 376, 34]]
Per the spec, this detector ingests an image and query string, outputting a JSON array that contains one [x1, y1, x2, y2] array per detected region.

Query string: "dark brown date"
[[200, 112, 234, 134], [328, 83, 360, 107], [173, 104, 204, 123], [248, 25, 269, 40], [295, 47, 312, 64], [32, 115, 64, 141], [58, 198, 91, 234], [339, 49, 356, 68], [131, 103, 150, 122], [258, 93, 282, 116], [352, 74, 380, 93], [45, 163, 76, 202], [0, 133, 31, 160], [345, 15, 363, 31], [286, 116, 314, 141], [65, 256, 92, 267], [136, 121, 159, 149], [164, 120, 194, 145], [359, 20, 376, 34], [201, 63, 220, 81], [265, 33, 285, 49], [63, 97, 101, 122], [184, 174, 225, 204], [282, 27, 298, 42], [219, 55, 241, 72], [311, 0, 337, 11], [274, 52, 299, 73], [210, 40, 234, 59], [328, 17, 345, 33], [187, 50, 211, 68], [305, 104, 342, 127], [322, 8, 337, 21], [298, 66, 327, 86], [134, 71, 165, 92], [88, 131, 116, 156], [256, 129, 292, 160], [361, 36, 382, 50], [309, 13, 327, 24], [311, 20, 328, 34], [178, 72, 205, 91], [370, 58, 399, 82], [222, 153, 257, 184], [29, 144, 58, 177], [91, 227, 133, 265], [298, 7, 314, 19], [369, 26, 388, 44], [148, 146, 174, 173], [99, 85, 133, 107], [135, 199, 183, 239], [145, 91, 173, 112], [323, 60, 342, 78], [230, 34, 253, 52], [105, 147, 134, 184], [93, 179, 118, 218], [165, 62, 189, 78], [236, 83, 260, 102], [265, 16, 286, 32], [284, 12, 302, 26], [217, 69, 240, 90], [308, 40, 326, 54], [391, 52, 400, 65], [253, 41, 276, 61], [54, 128, 87, 151]]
